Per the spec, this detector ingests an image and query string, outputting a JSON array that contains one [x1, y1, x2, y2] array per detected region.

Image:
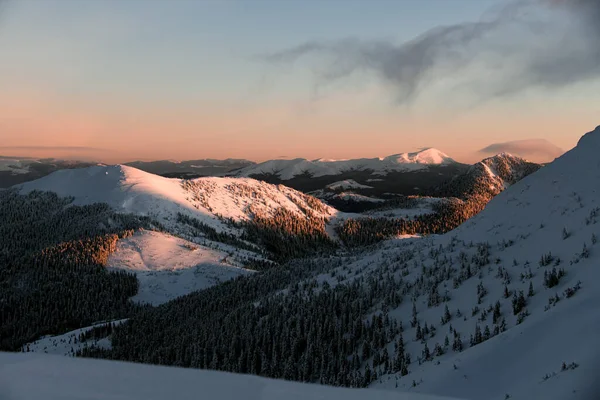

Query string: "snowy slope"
[[438, 154, 541, 198], [23, 320, 127, 357], [0, 352, 462, 400], [304, 126, 600, 399], [107, 230, 253, 305], [365, 197, 445, 218], [16, 164, 336, 233], [453, 135, 596, 243], [237, 148, 457, 180]]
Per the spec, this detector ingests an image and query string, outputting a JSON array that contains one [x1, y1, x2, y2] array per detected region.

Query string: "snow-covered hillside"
[[236, 148, 457, 180], [326, 179, 374, 191], [90, 126, 600, 400], [16, 164, 336, 233], [335, 126, 600, 399], [107, 230, 253, 305], [438, 153, 541, 199], [23, 320, 127, 357], [0, 352, 462, 400]]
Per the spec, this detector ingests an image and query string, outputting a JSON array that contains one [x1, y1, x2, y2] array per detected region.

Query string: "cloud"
[[259, 0, 600, 103], [478, 138, 564, 161]]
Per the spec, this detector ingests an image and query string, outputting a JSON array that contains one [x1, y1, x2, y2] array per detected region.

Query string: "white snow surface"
[[23, 320, 127, 357], [326, 179, 374, 190], [0, 352, 462, 400], [106, 230, 252, 305], [366, 197, 444, 218], [16, 164, 336, 232], [237, 148, 456, 180]]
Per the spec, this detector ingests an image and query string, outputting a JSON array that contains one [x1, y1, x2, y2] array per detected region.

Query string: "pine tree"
[[528, 281, 535, 297], [492, 301, 502, 324], [411, 302, 418, 328], [415, 322, 422, 341], [364, 364, 372, 386], [512, 290, 526, 315], [401, 363, 409, 376], [434, 342, 444, 356], [473, 324, 483, 346], [452, 332, 463, 352], [441, 304, 452, 325], [422, 343, 431, 361], [483, 325, 491, 340]]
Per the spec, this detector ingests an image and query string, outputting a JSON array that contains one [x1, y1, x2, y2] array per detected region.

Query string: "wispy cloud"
[[479, 138, 563, 161], [259, 0, 600, 104], [0, 146, 119, 161]]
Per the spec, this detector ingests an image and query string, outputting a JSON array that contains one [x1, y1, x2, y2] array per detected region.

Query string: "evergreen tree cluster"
[[179, 178, 340, 264], [76, 234, 507, 388], [80, 257, 415, 388], [0, 189, 156, 350], [335, 198, 480, 247]]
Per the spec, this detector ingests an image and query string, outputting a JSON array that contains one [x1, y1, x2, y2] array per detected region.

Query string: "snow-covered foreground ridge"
[[0, 352, 460, 400], [236, 148, 457, 180], [16, 164, 336, 231]]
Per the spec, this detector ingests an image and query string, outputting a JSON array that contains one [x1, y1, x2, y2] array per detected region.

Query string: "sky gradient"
[[0, 0, 598, 163]]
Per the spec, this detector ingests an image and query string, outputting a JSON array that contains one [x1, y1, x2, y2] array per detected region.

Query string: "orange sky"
[[1, 1, 598, 165], [0, 84, 597, 164]]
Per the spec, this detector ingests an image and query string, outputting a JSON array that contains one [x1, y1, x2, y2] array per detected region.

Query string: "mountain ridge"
[[235, 148, 458, 180], [16, 164, 336, 231]]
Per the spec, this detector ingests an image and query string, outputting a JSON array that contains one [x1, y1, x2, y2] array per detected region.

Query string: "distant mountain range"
[[0, 158, 254, 188], [0, 157, 97, 188], [0, 149, 541, 209], [126, 159, 254, 178], [234, 148, 457, 180]]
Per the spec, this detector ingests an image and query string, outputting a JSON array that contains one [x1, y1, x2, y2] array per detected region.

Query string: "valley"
[[2, 127, 597, 400]]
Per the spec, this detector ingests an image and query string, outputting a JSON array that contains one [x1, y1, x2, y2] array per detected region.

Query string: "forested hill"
[[0, 189, 159, 351]]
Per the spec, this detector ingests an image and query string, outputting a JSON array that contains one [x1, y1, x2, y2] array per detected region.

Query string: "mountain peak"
[[483, 152, 525, 162], [237, 149, 457, 180], [385, 148, 455, 165]]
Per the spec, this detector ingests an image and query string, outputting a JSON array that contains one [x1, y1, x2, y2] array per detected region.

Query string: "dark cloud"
[[479, 138, 564, 161], [259, 0, 600, 103]]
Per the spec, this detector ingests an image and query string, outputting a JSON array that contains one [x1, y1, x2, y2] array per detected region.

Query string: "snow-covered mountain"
[[16, 164, 336, 233], [235, 148, 457, 180], [437, 153, 541, 201], [83, 126, 600, 400]]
